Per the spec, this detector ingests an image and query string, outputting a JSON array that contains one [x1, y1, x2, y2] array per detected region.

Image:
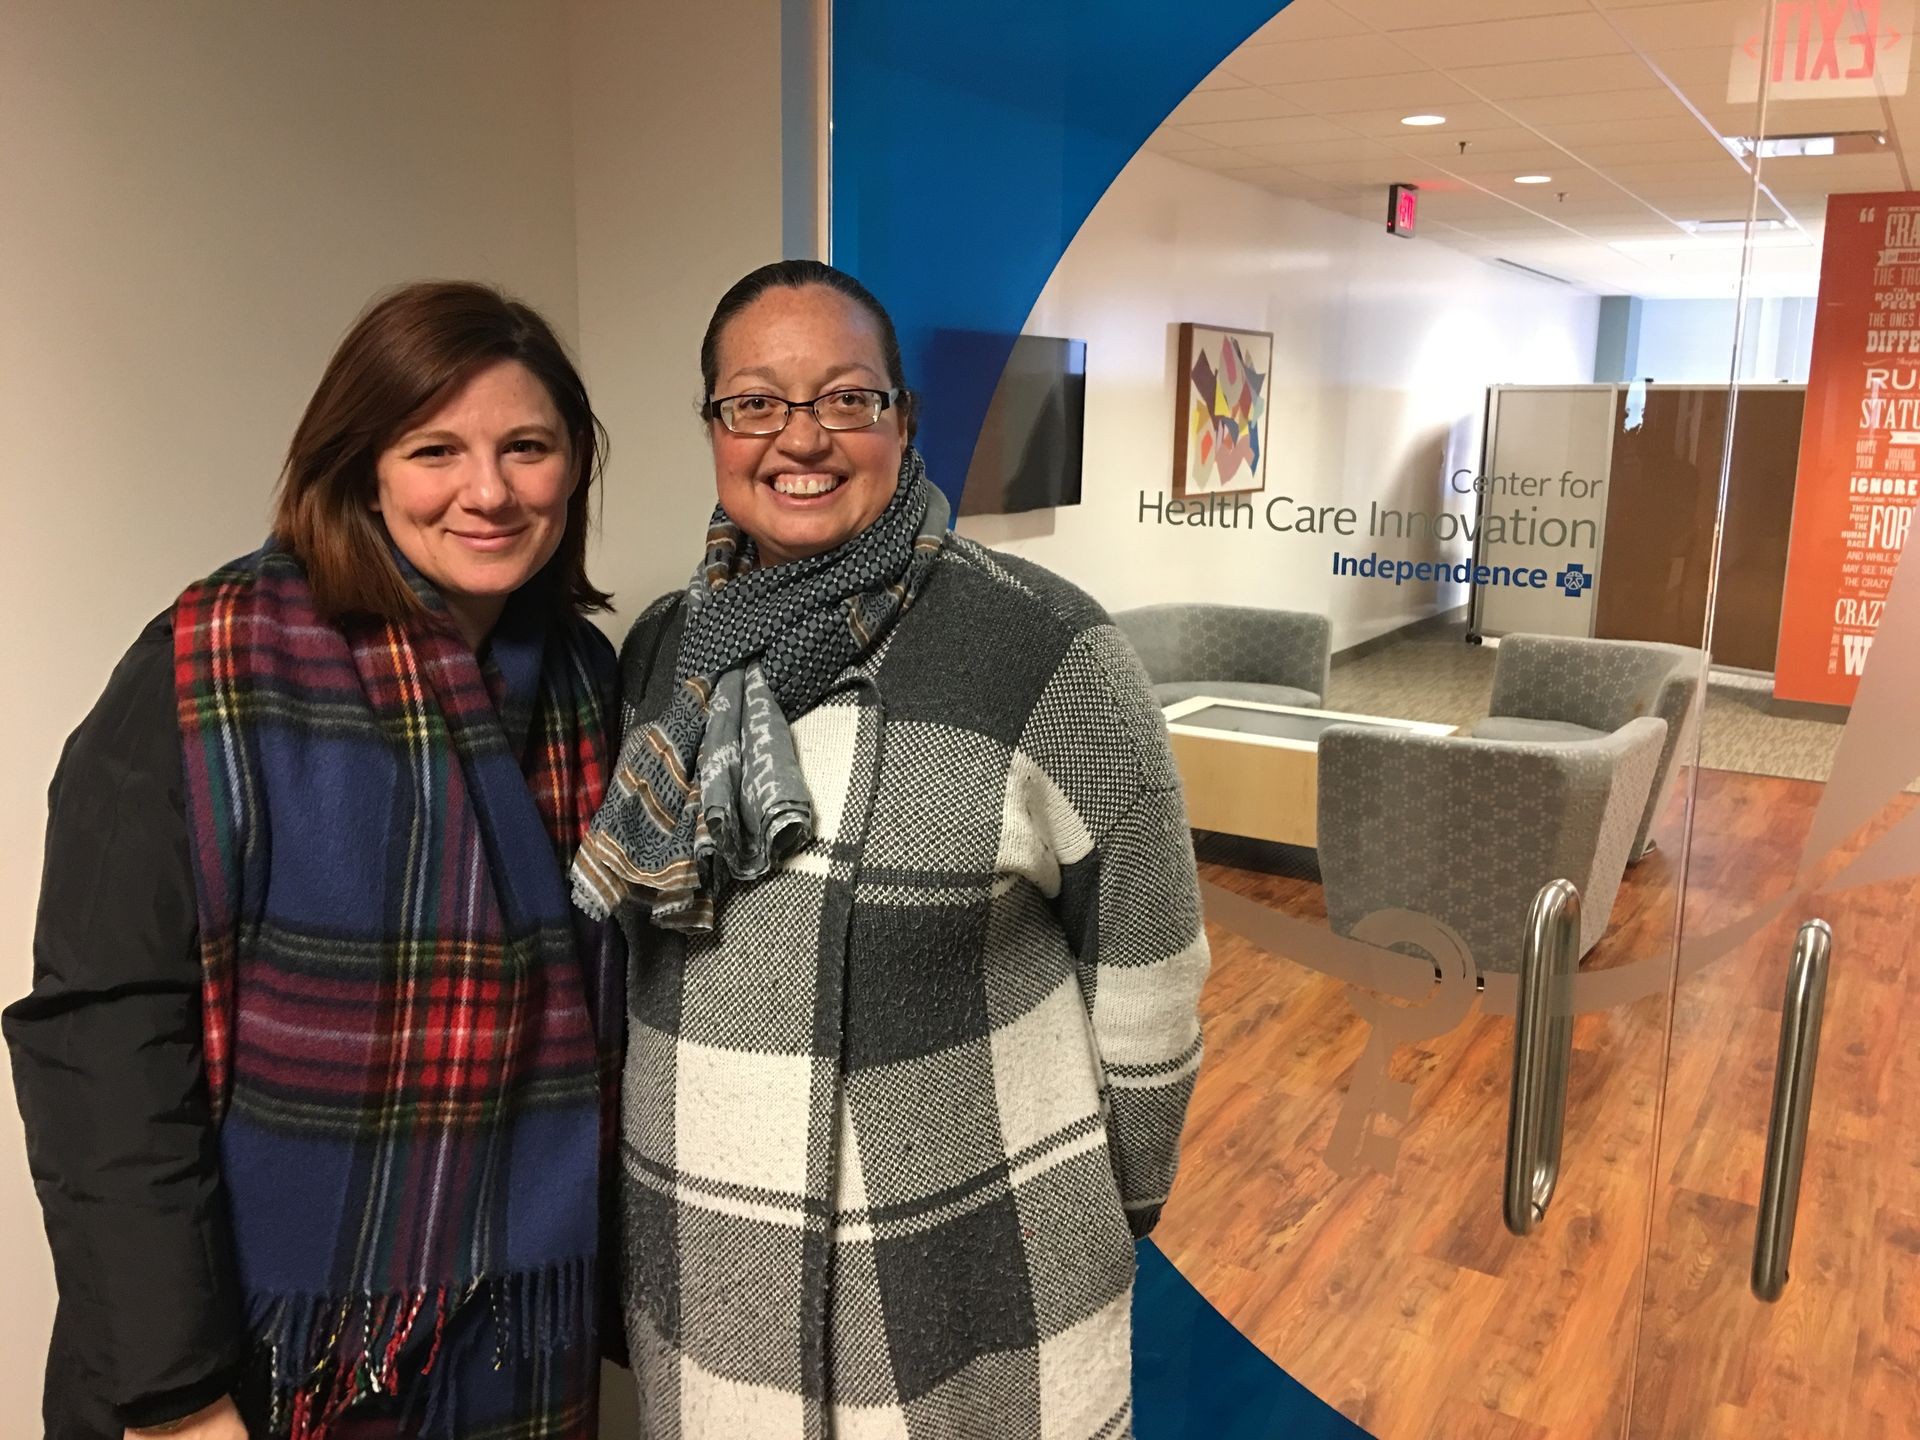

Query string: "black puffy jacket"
[[4, 617, 244, 1436]]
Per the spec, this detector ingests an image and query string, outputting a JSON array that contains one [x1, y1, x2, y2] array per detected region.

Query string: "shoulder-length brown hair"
[[272, 280, 612, 621]]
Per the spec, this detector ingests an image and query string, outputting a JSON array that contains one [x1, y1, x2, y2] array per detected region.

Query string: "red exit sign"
[[1731, 0, 1911, 100], [1387, 183, 1418, 239]]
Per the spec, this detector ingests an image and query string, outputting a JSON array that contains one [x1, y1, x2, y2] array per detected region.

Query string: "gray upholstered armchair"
[[1468, 635, 1702, 861], [1112, 603, 1331, 709], [1316, 718, 1667, 973]]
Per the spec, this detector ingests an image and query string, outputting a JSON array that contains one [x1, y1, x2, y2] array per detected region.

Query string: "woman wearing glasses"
[[575, 259, 1209, 1438], [6, 282, 622, 1439]]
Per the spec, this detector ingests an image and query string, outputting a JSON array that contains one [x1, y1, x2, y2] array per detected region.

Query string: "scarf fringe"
[[252, 1256, 596, 1440]]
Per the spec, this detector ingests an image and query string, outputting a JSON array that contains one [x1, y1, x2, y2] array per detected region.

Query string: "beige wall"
[[568, 0, 790, 615], [0, 1, 786, 1427]]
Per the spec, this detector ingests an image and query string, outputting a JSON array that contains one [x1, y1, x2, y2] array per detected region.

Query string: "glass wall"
[[829, 1, 1920, 1436], [1635, 8, 1920, 1433]]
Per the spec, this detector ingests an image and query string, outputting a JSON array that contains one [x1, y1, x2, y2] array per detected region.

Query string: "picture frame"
[[1173, 322, 1274, 499]]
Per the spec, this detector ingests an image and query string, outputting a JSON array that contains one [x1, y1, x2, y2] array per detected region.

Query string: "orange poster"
[[1776, 192, 1920, 705]]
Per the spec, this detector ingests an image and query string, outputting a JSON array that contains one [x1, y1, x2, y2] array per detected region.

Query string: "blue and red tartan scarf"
[[173, 546, 620, 1438]]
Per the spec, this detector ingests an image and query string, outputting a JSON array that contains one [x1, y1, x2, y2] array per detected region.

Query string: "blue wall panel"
[[1135, 1240, 1372, 1438], [831, 0, 1289, 503]]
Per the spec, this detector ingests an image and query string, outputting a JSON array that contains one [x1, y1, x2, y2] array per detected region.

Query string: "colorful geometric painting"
[[1173, 323, 1273, 498]]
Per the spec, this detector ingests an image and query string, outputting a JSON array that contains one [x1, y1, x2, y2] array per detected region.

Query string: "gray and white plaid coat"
[[615, 539, 1209, 1439]]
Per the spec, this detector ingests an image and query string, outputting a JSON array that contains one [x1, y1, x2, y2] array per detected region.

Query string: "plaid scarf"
[[173, 547, 619, 1438], [573, 449, 949, 932]]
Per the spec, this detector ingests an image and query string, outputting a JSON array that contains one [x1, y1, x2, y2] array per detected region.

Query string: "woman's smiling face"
[[707, 284, 906, 568], [371, 358, 576, 647]]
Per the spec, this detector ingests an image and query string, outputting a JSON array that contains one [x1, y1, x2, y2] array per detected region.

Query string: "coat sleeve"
[[1042, 625, 1210, 1239], [2, 616, 245, 1427]]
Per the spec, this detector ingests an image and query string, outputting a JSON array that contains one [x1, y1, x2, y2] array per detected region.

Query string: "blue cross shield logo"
[[1556, 563, 1593, 599]]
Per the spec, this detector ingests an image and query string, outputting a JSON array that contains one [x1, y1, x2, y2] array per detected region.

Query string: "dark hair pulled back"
[[699, 260, 915, 442]]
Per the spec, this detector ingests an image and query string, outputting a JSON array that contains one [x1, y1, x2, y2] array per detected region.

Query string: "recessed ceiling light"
[[1610, 232, 1812, 253], [1401, 114, 1447, 127], [1514, 174, 1552, 184]]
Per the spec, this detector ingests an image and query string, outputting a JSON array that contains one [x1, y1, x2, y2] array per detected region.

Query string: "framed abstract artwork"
[[1173, 323, 1273, 498]]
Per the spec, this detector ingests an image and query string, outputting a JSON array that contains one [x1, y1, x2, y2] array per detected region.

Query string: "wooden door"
[[1594, 387, 1802, 671], [1627, 408, 1920, 1438]]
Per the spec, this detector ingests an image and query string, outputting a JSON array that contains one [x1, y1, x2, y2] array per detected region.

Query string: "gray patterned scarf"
[[573, 448, 949, 931]]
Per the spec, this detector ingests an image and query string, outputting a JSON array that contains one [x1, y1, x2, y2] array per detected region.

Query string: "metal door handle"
[[1505, 879, 1580, 1236], [1752, 918, 1832, 1302]]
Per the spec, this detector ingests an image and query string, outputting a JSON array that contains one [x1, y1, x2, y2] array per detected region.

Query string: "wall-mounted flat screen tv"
[[959, 334, 1087, 516]]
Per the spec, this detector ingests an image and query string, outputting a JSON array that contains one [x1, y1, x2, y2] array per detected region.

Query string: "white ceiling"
[[1150, 0, 1920, 296]]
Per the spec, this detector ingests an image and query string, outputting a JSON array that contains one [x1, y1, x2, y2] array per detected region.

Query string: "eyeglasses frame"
[[705, 385, 903, 435]]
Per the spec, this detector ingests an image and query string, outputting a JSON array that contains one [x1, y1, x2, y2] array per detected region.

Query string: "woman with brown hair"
[[6, 282, 623, 1439]]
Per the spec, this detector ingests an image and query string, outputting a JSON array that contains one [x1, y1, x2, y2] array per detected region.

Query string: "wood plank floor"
[[1630, 773, 1920, 1440], [1151, 767, 1920, 1440]]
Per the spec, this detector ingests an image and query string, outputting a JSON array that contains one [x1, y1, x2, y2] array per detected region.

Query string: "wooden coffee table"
[[1161, 696, 1456, 847]]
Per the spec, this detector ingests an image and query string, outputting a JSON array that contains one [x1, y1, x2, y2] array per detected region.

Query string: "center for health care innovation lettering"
[[1138, 490, 1600, 549]]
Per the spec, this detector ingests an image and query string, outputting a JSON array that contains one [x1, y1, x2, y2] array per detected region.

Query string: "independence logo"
[[1332, 552, 1590, 596]]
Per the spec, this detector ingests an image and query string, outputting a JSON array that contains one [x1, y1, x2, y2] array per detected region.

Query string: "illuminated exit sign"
[[1729, 0, 1912, 101], [1387, 183, 1418, 238]]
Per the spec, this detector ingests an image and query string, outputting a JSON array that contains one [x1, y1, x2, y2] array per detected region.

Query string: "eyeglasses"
[[707, 386, 900, 436]]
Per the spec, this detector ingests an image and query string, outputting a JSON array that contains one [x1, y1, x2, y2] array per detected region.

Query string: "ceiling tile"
[[1649, 44, 1748, 91], [1440, 179, 1587, 213], [1419, 198, 1549, 225], [1445, 217, 1571, 235], [1237, 136, 1403, 166], [1169, 147, 1273, 174], [1193, 61, 1254, 92], [1614, 185, 1766, 213], [1244, 4, 1372, 43], [1155, 0, 1841, 297], [1568, 136, 1742, 167], [1141, 128, 1222, 155], [1773, 196, 1836, 221], [1563, 219, 1703, 236], [1602, 0, 1758, 53], [1226, 165, 1337, 193], [1220, 36, 1431, 86], [1288, 156, 1459, 184], [1182, 114, 1366, 148], [1385, 124, 1562, 157], [1700, 96, 1893, 133], [1164, 87, 1305, 125], [1763, 187, 1847, 205], [1325, 100, 1511, 135], [1337, 0, 1592, 27], [1264, 72, 1476, 113], [1444, 155, 1595, 184], [1779, 152, 1907, 181], [1500, 88, 1696, 124], [1391, 13, 1632, 70], [1452, 53, 1667, 99], [1532, 115, 1720, 147], [1602, 157, 1756, 184], [1417, 181, 1527, 205], [1525, 192, 1683, 221]]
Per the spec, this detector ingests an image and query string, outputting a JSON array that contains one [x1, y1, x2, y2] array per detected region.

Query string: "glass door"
[[831, 0, 1779, 1434], [1631, 2, 1920, 1433], [1105, 2, 1775, 1432]]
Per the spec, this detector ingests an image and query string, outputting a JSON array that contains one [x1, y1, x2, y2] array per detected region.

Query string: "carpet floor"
[[1325, 624, 1856, 786]]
